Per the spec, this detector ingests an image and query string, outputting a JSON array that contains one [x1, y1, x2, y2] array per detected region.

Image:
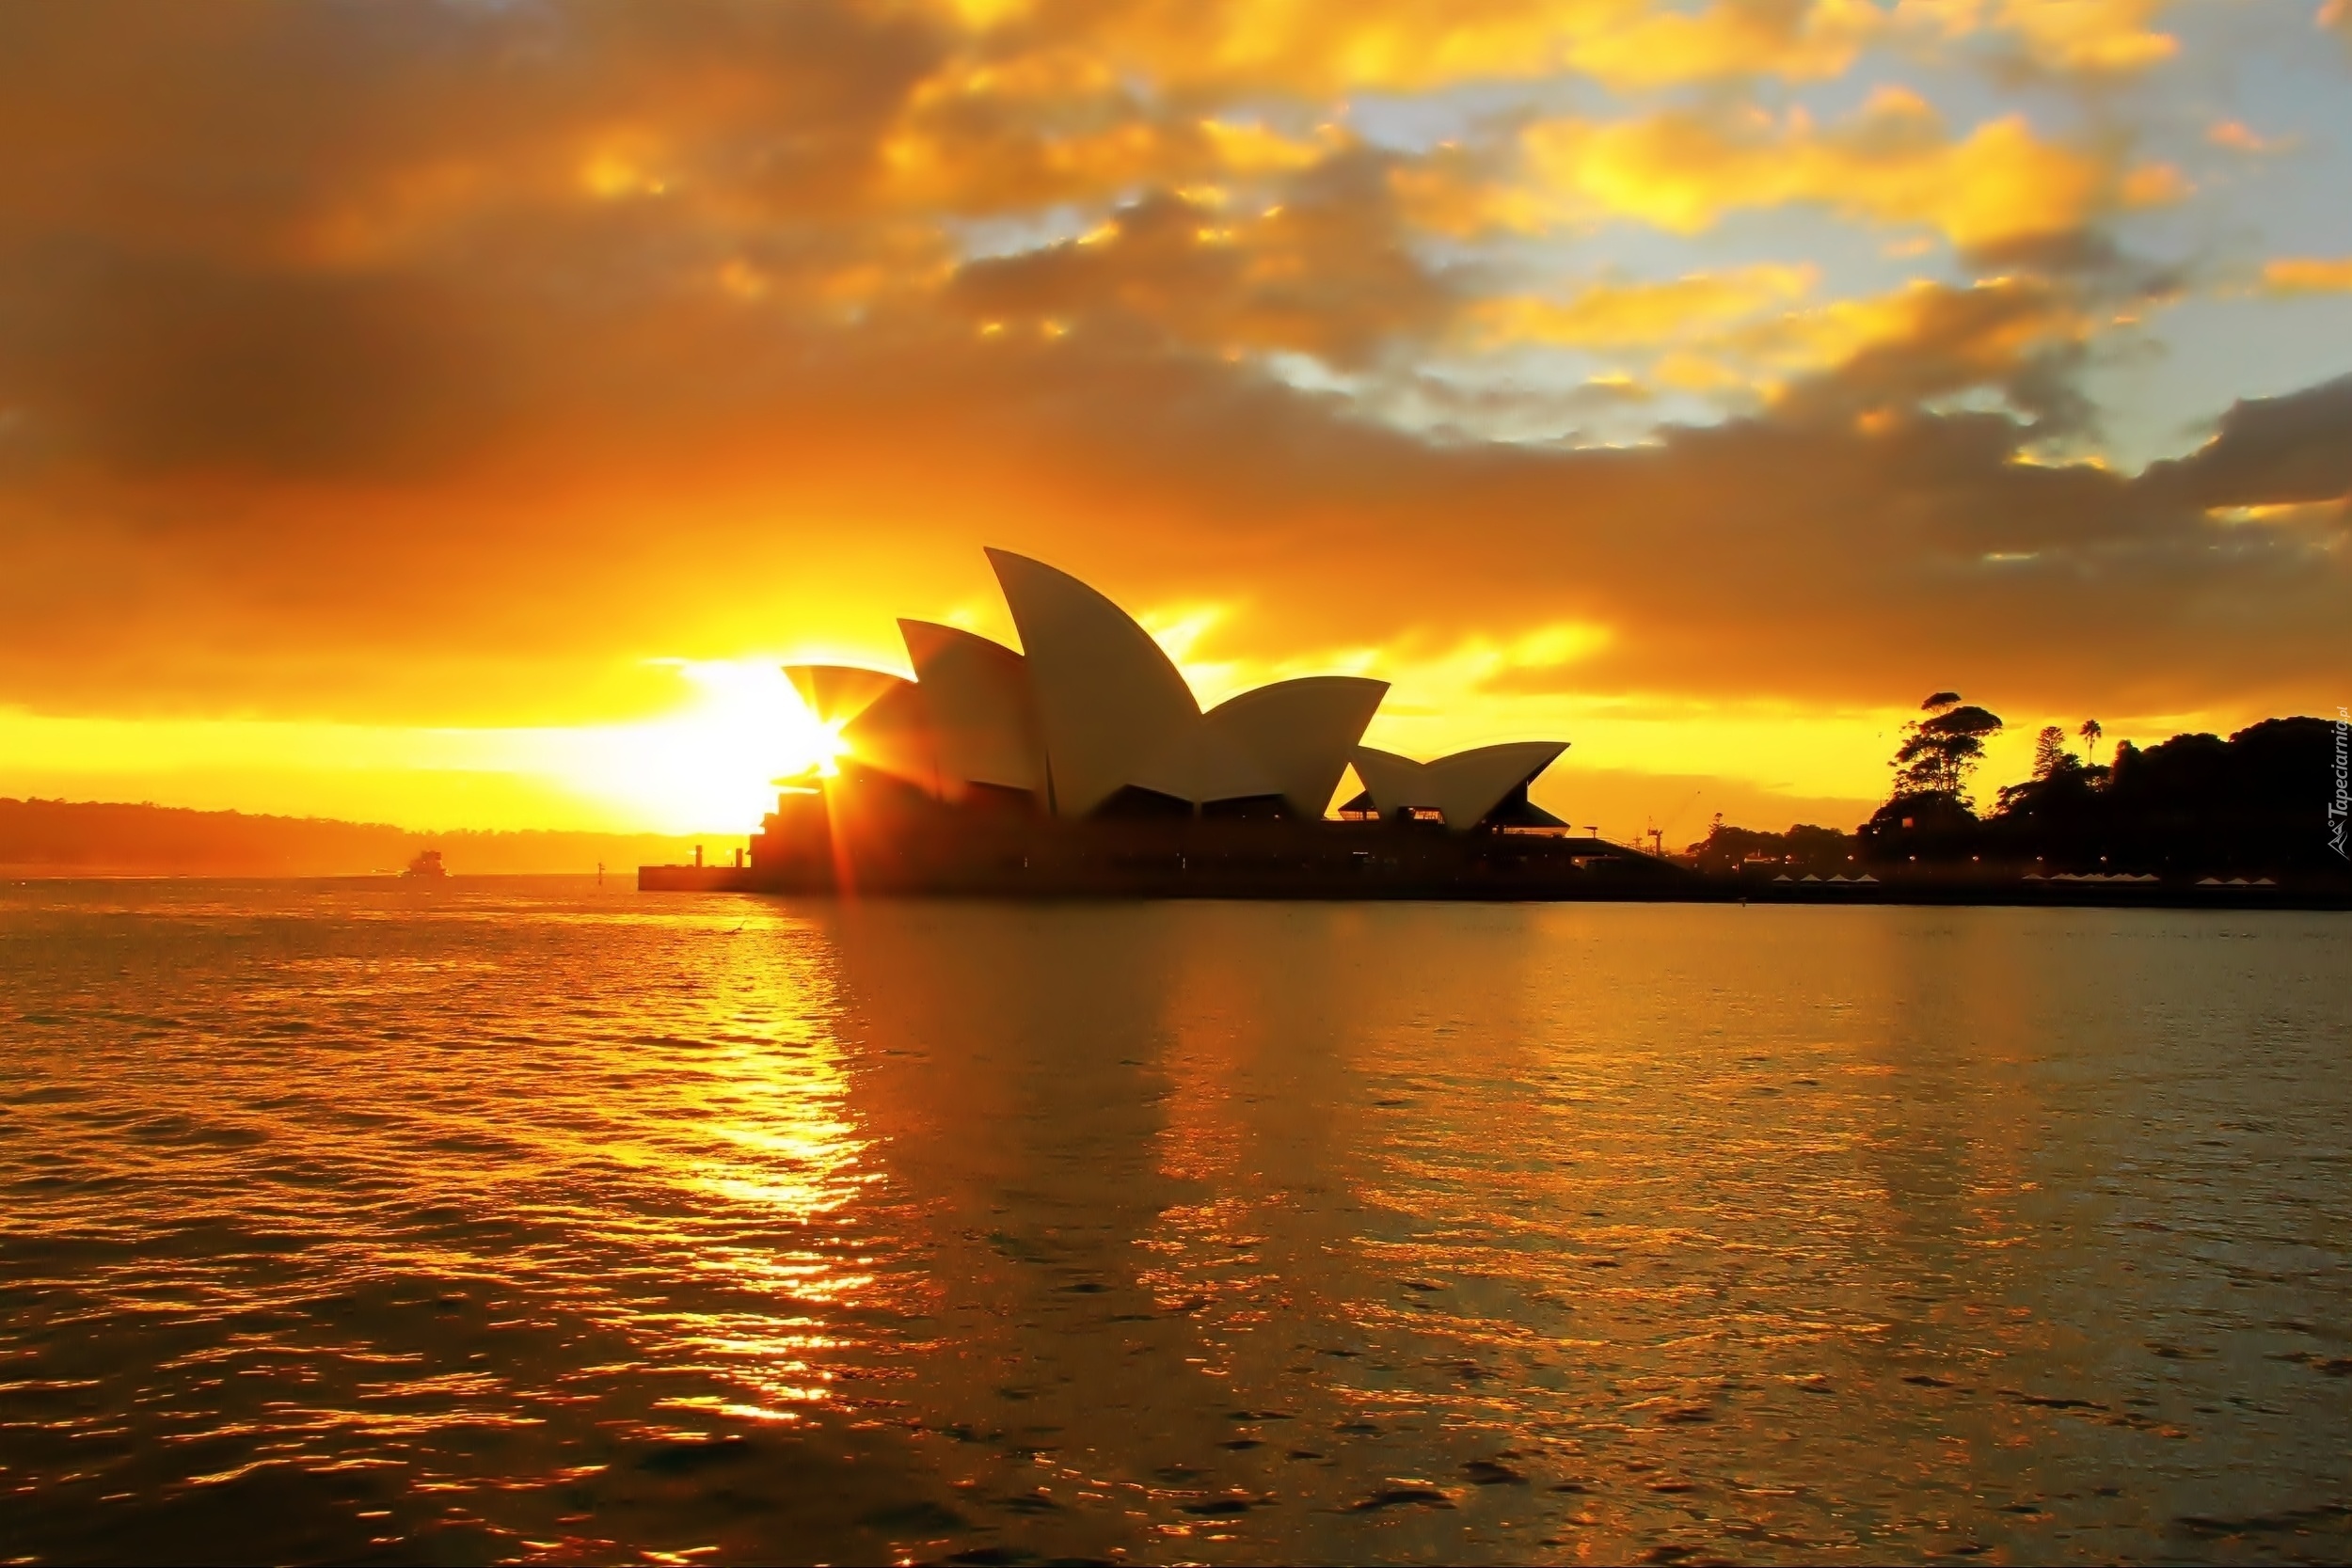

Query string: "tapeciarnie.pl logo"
[[2332, 705, 2349, 860]]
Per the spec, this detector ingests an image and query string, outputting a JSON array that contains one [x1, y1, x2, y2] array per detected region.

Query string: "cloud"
[[1759, 276, 2094, 429], [934, 0, 2168, 102], [1515, 89, 2151, 254], [880, 55, 1215, 214], [2261, 257, 2352, 294], [6, 298, 2340, 730], [947, 151, 1453, 366], [2206, 119, 2291, 154], [1983, 0, 2177, 71], [1885, 0, 2177, 71], [0, 0, 2337, 769], [2142, 372, 2352, 508], [954, 0, 1897, 95], [1468, 265, 1820, 351], [1557, 0, 1884, 87], [1468, 270, 2098, 429]]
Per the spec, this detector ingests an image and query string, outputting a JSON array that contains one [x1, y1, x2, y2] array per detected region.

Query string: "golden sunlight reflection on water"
[[0, 880, 2346, 1564]]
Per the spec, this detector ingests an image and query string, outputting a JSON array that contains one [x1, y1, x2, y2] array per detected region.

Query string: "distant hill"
[[0, 798, 741, 878]]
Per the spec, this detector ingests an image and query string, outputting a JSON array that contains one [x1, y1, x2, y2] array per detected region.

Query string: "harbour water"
[[2, 879, 2346, 1564]]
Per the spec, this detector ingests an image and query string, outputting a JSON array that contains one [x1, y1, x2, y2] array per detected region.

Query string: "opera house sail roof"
[[1349, 742, 1570, 831], [783, 549, 1566, 832]]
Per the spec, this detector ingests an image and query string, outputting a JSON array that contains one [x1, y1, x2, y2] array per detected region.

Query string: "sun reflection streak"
[[620, 912, 880, 1415], [1138, 960, 1284, 1338]]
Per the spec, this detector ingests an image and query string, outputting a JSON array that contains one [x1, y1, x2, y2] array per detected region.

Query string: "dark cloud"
[[0, 240, 514, 478], [952, 150, 1454, 367], [1962, 228, 2127, 277], [1770, 277, 2095, 434], [2142, 372, 2352, 507]]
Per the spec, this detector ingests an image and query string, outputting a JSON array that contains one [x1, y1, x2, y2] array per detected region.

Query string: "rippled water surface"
[[2, 879, 2347, 1565]]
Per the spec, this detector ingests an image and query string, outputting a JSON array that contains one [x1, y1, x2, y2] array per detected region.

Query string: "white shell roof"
[[1203, 676, 1390, 819], [1130, 720, 1279, 806], [898, 620, 1046, 799], [787, 550, 1557, 825], [1350, 740, 1568, 831], [986, 547, 1200, 816]]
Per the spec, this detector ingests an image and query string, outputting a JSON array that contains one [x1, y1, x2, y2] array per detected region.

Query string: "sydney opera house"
[[648, 549, 1677, 895]]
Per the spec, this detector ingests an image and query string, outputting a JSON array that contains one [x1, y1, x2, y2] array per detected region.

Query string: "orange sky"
[[1, 2, 2346, 841]]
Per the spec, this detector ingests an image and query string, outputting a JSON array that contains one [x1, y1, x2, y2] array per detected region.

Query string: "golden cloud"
[[1558, 0, 1883, 87], [946, 157, 1451, 364], [1516, 89, 2140, 252], [943, 0, 1897, 96], [1473, 267, 2095, 425], [1885, 0, 2176, 71], [1757, 276, 2093, 424], [928, 0, 2179, 106], [2263, 256, 2352, 294], [932, 0, 2178, 101], [873, 0, 1925, 223], [1468, 265, 1820, 351], [879, 54, 1194, 213], [1987, 0, 2177, 71]]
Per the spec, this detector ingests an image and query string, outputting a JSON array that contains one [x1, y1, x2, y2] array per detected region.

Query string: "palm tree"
[[2078, 718, 2103, 767]]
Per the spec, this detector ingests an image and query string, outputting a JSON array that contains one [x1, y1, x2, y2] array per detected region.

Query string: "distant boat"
[[403, 849, 447, 879]]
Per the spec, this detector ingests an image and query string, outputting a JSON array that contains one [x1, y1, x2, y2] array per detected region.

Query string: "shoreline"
[[638, 862, 2352, 911], [6, 868, 2342, 911]]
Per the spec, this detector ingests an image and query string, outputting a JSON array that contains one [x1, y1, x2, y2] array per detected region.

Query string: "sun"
[[587, 660, 847, 834]]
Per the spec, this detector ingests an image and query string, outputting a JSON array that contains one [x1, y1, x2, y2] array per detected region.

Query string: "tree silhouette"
[[1891, 692, 2005, 805], [2078, 718, 2104, 767], [2032, 724, 2080, 780]]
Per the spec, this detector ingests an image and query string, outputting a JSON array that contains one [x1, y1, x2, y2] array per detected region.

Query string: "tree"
[[2032, 724, 2081, 780], [1685, 818, 1858, 874], [1891, 692, 2005, 806], [1988, 717, 2345, 877], [2078, 718, 2103, 767]]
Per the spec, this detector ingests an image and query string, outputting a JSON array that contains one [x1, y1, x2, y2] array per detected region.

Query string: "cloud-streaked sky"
[[2, 0, 2346, 837]]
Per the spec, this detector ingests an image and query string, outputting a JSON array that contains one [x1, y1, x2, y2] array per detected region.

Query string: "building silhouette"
[[785, 548, 1565, 831], [635, 549, 1683, 895]]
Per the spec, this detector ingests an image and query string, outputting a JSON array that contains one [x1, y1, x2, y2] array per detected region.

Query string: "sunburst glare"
[[584, 660, 843, 833]]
